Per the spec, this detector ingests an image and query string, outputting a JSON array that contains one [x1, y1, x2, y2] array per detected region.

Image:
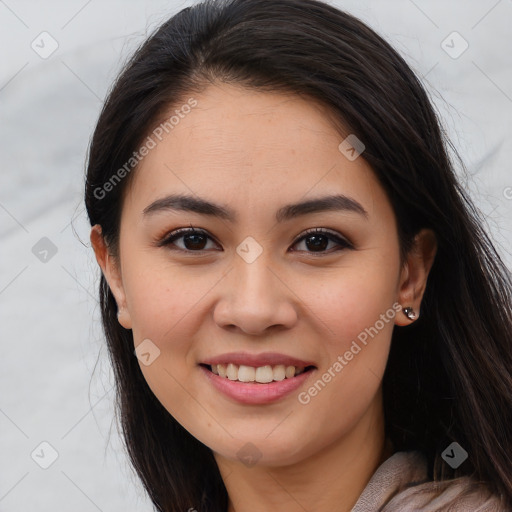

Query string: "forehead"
[[124, 83, 385, 220]]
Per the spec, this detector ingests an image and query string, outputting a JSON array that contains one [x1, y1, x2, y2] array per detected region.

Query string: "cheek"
[[301, 255, 400, 349], [122, 256, 214, 342], [295, 253, 399, 416]]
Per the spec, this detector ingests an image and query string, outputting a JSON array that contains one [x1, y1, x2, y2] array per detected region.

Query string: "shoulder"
[[352, 451, 508, 512], [384, 473, 507, 511]]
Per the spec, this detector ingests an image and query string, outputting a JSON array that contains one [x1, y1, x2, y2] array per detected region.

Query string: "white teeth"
[[238, 365, 255, 382], [209, 363, 309, 383], [217, 364, 227, 378], [285, 365, 295, 378], [273, 365, 286, 381], [226, 363, 238, 380], [255, 365, 274, 383]]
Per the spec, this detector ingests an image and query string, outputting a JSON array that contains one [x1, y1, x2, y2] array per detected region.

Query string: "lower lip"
[[199, 365, 315, 405]]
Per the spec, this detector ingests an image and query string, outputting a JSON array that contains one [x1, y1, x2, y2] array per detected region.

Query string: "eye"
[[157, 226, 219, 252], [291, 228, 353, 254], [158, 225, 352, 255]]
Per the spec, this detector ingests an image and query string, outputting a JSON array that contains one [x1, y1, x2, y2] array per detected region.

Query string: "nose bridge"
[[232, 244, 279, 305], [213, 243, 297, 334]]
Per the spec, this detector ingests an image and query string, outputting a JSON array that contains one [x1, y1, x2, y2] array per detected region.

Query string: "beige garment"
[[350, 451, 509, 511]]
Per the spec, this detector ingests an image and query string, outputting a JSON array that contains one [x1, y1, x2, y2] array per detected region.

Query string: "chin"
[[208, 430, 314, 468]]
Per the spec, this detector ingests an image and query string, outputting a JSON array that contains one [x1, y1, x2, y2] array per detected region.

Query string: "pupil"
[[185, 233, 206, 250], [306, 235, 328, 251]]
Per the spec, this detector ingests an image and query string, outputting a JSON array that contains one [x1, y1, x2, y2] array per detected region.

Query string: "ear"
[[90, 224, 132, 329], [395, 228, 437, 326]]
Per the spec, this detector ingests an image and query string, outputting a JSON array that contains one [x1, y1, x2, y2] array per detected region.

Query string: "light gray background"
[[1, 0, 511, 510]]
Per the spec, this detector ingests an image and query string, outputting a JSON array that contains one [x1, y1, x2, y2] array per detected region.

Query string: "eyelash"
[[157, 225, 353, 255]]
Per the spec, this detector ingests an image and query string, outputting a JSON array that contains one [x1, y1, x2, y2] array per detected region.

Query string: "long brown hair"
[[84, 0, 512, 509]]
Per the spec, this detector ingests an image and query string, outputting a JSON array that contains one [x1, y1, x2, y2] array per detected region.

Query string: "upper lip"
[[201, 352, 316, 368]]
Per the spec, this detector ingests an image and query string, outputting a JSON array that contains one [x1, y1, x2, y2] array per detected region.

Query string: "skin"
[[91, 83, 437, 512]]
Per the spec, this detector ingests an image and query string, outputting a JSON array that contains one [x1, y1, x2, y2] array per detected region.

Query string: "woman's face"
[[94, 83, 427, 467]]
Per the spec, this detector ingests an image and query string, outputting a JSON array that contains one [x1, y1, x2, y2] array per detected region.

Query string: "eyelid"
[[156, 226, 216, 248]]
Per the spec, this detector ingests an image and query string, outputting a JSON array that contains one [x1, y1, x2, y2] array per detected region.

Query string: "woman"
[[85, 0, 512, 510]]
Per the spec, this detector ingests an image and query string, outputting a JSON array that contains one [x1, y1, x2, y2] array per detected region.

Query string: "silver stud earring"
[[403, 307, 417, 320]]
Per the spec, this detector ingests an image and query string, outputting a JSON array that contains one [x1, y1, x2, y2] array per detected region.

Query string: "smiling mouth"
[[201, 363, 316, 383]]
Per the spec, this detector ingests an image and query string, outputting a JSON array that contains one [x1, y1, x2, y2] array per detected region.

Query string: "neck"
[[216, 391, 391, 512]]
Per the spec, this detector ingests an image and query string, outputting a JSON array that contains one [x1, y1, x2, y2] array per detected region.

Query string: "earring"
[[403, 307, 417, 320]]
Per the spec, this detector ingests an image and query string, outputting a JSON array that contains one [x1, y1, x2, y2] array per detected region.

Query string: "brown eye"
[[291, 228, 352, 254], [158, 226, 352, 255], [159, 228, 219, 252]]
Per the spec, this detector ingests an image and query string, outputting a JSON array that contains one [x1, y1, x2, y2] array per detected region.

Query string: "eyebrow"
[[142, 193, 368, 223]]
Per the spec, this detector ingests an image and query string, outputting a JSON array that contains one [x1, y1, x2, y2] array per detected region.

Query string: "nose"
[[213, 254, 298, 336]]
